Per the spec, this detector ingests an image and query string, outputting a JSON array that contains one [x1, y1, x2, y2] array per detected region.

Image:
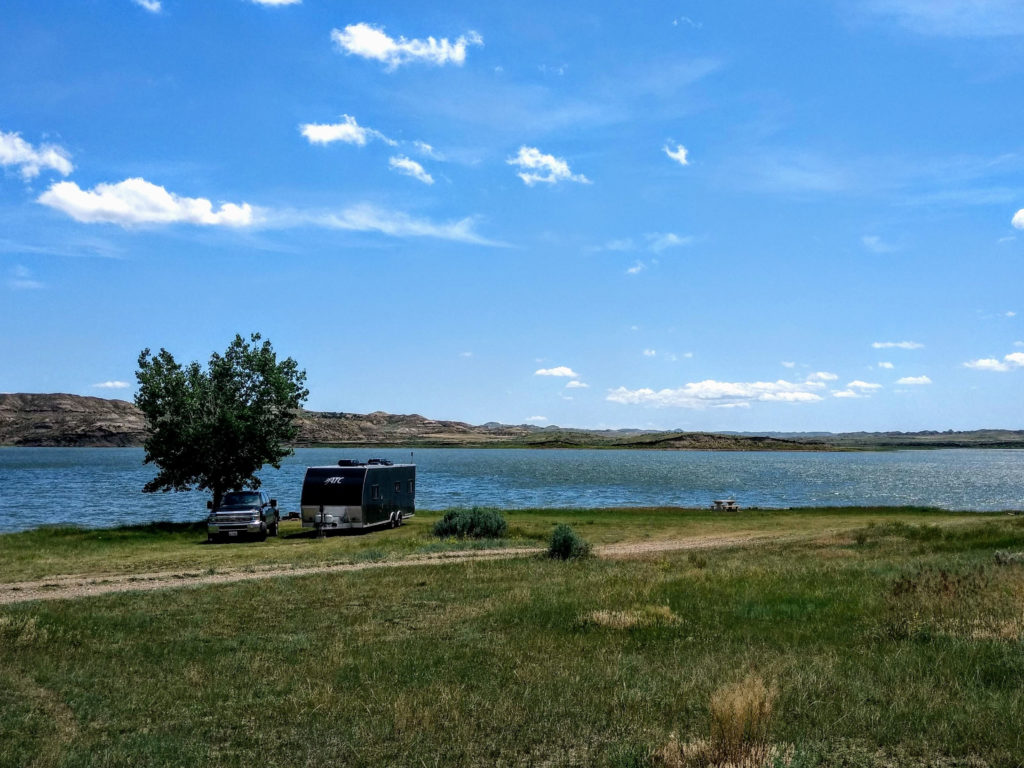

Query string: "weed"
[[709, 676, 777, 767], [352, 549, 386, 563], [688, 552, 709, 569], [654, 676, 780, 768], [881, 564, 1024, 641]]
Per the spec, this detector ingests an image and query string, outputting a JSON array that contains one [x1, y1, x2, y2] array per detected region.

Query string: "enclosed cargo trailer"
[[300, 459, 415, 531]]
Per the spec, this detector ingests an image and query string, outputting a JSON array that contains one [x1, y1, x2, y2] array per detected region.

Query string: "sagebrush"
[[432, 507, 508, 539]]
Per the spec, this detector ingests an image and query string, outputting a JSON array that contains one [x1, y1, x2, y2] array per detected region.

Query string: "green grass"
[[0, 505, 988, 584], [4, 510, 1024, 766]]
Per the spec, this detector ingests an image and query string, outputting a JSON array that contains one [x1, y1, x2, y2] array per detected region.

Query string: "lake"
[[0, 447, 1022, 532]]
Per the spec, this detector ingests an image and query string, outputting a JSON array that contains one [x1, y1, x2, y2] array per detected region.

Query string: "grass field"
[[3, 508, 1024, 767], [0, 506, 986, 584]]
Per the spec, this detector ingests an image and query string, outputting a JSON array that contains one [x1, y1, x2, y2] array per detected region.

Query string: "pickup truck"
[[207, 490, 279, 542]]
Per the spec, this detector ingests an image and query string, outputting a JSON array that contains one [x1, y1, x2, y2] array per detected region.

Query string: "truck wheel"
[[269, 522, 279, 537], [257, 525, 268, 542]]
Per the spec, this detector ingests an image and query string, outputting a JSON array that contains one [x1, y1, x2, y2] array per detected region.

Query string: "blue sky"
[[2, 0, 1024, 432]]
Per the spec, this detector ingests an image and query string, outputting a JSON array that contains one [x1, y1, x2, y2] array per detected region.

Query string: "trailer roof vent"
[[367, 458, 393, 465], [337, 459, 362, 467]]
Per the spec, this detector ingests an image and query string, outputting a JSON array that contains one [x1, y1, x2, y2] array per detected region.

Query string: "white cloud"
[[413, 140, 441, 159], [535, 366, 579, 378], [38, 178, 253, 227], [565, 380, 589, 389], [864, 0, 1024, 37], [525, 416, 548, 423], [307, 204, 499, 245], [847, 380, 883, 390], [331, 23, 482, 70], [663, 143, 689, 166], [459, 352, 472, 358], [602, 238, 636, 252], [0, 131, 73, 180], [626, 261, 646, 275], [647, 232, 693, 253], [507, 146, 590, 186], [896, 375, 931, 385], [299, 115, 394, 147], [673, 16, 703, 29], [39, 181, 500, 245], [6, 265, 43, 290], [606, 379, 825, 409], [833, 389, 861, 399], [806, 371, 839, 382], [872, 341, 924, 349], [132, 0, 161, 12], [862, 235, 896, 253], [388, 155, 434, 185], [1006, 311, 1017, 318], [250, 0, 300, 5], [964, 358, 1009, 372], [781, 361, 796, 368], [93, 380, 130, 389], [1013, 209, 1024, 229], [643, 349, 657, 357], [878, 361, 894, 369], [964, 352, 1024, 372]]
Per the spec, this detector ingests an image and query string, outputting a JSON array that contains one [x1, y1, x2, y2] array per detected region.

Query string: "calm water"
[[0, 447, 1022, 532]]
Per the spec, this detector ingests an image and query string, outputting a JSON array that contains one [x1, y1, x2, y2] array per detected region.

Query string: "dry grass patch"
[[884, 564, 1024, 641], [654, 676, 781, 768], [582, 604, 680, 630]]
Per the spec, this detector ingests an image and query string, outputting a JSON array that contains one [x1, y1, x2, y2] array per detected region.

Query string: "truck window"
[[222, 492, 261, 506]]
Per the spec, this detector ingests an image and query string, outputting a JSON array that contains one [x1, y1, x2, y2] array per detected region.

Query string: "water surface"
[[1, 447, 1022, 532]]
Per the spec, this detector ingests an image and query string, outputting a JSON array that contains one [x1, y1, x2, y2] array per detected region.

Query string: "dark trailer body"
[[300, 459, 415, 531]]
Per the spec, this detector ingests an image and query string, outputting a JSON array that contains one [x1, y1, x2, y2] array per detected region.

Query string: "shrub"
[[548, 523, 590, 560], [995, 550, 1024, 566], [433, 507, 507, 539]]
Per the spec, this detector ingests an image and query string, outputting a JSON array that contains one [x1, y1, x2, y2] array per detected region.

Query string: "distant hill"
[[2, 393, 1021, 450], [805, 429, 1024, 450], [0, 393, 826, 450], [0, 393, 147, 447]]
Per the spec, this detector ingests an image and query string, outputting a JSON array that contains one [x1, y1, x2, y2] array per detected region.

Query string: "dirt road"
[[0, 531, 816, 605]]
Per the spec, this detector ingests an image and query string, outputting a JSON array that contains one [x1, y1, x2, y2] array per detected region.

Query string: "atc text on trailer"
[[300, 459, 415, 531]]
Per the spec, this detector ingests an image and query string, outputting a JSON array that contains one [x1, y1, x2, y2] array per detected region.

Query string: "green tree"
[[135, 333, 309, 511]]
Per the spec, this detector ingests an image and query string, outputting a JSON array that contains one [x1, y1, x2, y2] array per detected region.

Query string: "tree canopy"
[[135, 333, 309, 510]]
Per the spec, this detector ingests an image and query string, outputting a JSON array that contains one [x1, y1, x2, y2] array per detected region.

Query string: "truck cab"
[[207, 490, 279, 542]]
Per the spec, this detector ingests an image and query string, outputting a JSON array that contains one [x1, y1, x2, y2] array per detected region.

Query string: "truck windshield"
[[222, 492, 261, 506]]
